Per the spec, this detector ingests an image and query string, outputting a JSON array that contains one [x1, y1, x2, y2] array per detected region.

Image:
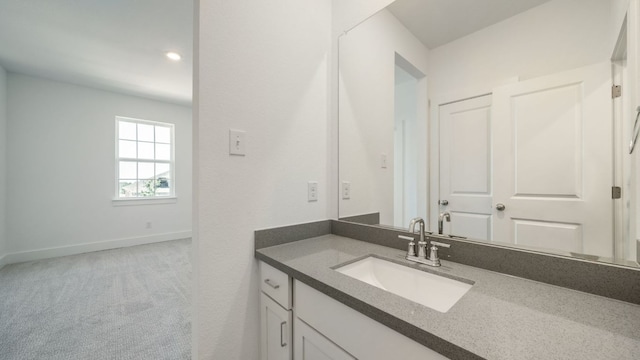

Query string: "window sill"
[[112, 197, 177, 206]]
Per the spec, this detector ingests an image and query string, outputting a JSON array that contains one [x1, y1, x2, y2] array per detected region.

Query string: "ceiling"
[[0, 0, 193, 106], [0, 0, 552, 104], [388, 0, 553, 49]]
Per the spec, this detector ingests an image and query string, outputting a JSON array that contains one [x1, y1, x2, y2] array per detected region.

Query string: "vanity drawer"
[[260, 261, 292, 309]]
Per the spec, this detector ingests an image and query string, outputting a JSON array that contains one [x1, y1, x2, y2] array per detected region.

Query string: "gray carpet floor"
[[0, 239, 192, 360]]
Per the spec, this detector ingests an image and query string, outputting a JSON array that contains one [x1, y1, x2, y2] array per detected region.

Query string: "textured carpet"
[[0, 239, 192, 360]]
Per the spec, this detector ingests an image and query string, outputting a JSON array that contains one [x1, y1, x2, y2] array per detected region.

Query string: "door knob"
[[439, 200, 449, 206], [496, 203, 506, 211]]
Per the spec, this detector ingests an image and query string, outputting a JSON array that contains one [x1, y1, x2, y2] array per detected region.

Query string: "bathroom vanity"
[[259, 258, 448, 360], [255, 221, 640, 360]]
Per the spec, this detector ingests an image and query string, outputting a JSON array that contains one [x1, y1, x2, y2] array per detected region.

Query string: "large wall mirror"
[[338, 0, 640, 267]]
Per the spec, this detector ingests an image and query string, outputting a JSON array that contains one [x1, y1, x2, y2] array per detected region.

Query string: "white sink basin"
[[335, 256, 472, 313]]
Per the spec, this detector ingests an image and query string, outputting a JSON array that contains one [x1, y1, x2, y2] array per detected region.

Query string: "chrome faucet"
[[438, 212, 451, 235], [399, 217, 451, 267], [408, 217, 427, 257]]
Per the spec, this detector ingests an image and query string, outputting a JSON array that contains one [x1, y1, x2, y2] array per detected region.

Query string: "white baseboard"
[[2, 230, 192, 266]]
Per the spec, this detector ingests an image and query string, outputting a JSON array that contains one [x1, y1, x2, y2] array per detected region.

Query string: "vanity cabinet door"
[[261, 293, 292, 360], [294, 317, 356, 360]]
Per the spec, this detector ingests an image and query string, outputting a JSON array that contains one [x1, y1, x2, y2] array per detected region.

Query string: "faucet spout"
[[408, 217, 425, 243], [438, 212, 451, 235], [408, 217, 427, 258]]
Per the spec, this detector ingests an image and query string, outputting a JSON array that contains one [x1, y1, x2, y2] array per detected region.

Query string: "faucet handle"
[[430, 241, 451, 249], [428, 241, 450, 266], [399, 235, 416, 257]]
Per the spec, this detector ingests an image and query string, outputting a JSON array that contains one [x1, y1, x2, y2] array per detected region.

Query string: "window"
[[116, 117, 175, 199]]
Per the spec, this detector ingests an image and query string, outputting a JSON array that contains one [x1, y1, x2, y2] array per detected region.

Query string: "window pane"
[[138, 162, 154, 179], [138, 124, 154, 142], [155, 126, 171, 143], [156, 177, 170, 188], [138, 142, 154, 160], [116, 118, 174, 198], [119, 180, 137, 197], [156, 143, 170, 160], [119, 161, 137, 179], [155, 180, 171, 196], [119, 140, 136, 158], [139, 179, 155, 197], [119, 121, 136, 140], [156, 163, 171, 177]]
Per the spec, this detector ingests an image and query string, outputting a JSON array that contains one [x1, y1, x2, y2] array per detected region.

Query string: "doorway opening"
[[393, 53, 428, 228]]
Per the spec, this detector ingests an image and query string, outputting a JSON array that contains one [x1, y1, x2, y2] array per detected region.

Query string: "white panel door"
[[261, 293, 292, 360], [294, 318, 355, 360], [439, 95, 493, 240], [492, 62, 613, 257]]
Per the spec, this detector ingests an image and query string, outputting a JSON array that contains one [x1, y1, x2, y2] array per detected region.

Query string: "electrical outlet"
[[146, 222, 152, 229], [308, 181, 318, 202], [342, 181, 351, 199]]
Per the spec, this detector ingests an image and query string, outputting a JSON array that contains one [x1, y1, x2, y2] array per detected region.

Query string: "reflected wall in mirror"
[[338, 0, 640, 267]]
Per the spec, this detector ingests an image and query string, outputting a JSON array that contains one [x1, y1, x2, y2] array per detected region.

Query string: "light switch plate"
[[381, 154, 388, 168], [229, 129, 246, 156]]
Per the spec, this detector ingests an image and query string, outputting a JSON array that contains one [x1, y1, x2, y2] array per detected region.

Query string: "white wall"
[[0, 64, 6, 268], [428, 0, 618, 102], [332, 0, 393, 35], [5, 73, 192, 262], [328, 0, 395, 220], [338, 9, 429, 225], [193, 0, 331, 358], [612, 0, 631, 47]]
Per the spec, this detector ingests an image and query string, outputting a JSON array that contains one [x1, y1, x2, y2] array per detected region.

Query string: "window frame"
[[114, 116, 176, 202]]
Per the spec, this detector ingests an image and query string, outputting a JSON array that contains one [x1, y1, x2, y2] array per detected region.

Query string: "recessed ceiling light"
[[165, 52, 182, 61]]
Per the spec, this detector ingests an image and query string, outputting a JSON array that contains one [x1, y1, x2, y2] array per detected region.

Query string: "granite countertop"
[[255, 234, 640, 360]]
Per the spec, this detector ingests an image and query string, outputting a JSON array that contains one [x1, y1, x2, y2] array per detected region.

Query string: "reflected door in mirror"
[[439, 95, 493, 240], [439, 63, 613, 257], [493, 62, 613, 257]]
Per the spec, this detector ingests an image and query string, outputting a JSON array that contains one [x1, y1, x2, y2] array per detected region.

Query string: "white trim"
[[112, 196, 178, 206], [0, 252, 7, 270], [2, 230, 192, 265]]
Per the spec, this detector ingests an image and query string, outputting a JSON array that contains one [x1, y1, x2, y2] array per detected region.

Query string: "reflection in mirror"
[[338, 0, 640, 267], [339, 10, 429, 228]]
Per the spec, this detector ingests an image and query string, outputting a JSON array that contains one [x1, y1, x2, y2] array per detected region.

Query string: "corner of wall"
[[0, 63, 7, 269]]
